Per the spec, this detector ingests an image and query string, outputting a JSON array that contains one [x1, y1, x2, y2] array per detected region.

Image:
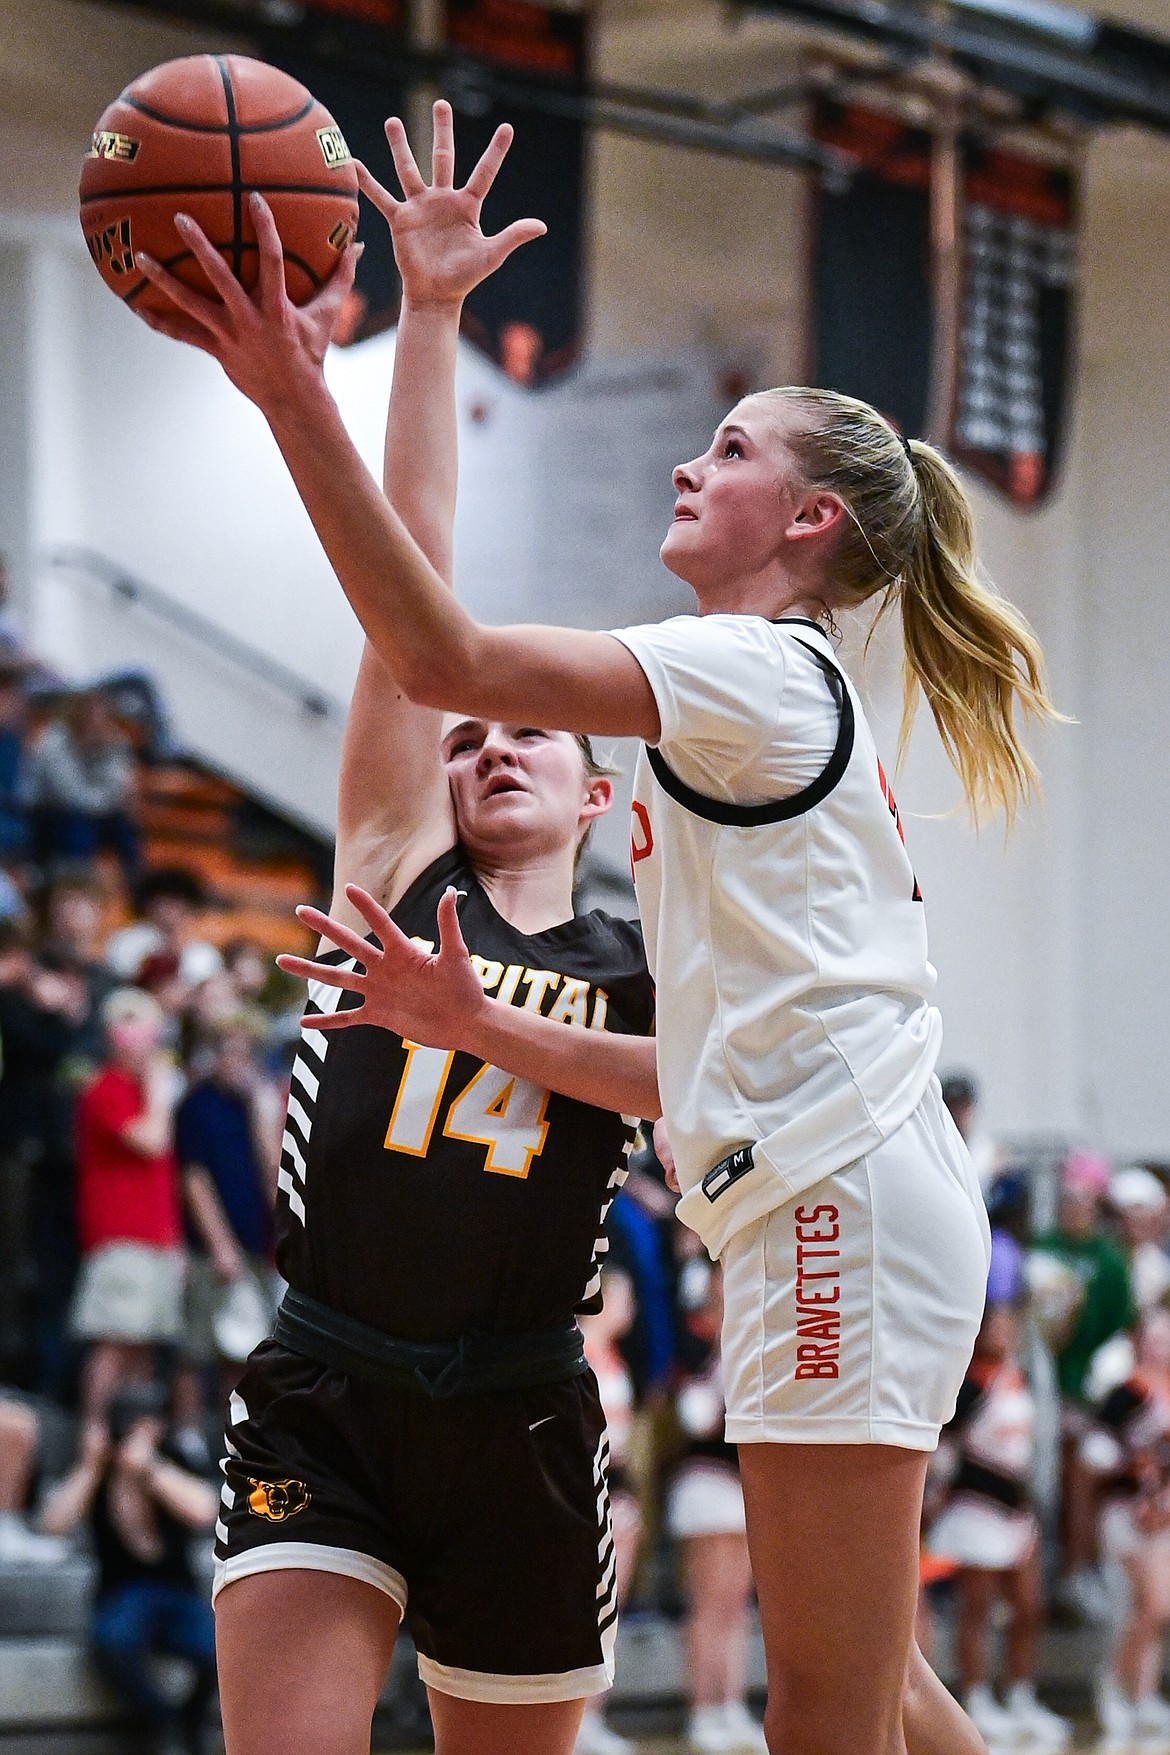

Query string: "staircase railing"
[[46, 545, 347, 728]]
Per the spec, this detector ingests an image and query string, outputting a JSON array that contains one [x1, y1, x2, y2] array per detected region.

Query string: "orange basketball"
[[79, 54, 360, 319]]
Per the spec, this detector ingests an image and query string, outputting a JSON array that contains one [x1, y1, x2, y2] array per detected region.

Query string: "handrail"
[[46, 545, 347, 727]]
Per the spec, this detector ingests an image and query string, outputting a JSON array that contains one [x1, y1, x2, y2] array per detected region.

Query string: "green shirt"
[[1033, 1228, 1134, 1402]]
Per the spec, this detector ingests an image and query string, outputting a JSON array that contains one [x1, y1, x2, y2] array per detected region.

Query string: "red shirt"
[[76, 1067, 182, 1254]]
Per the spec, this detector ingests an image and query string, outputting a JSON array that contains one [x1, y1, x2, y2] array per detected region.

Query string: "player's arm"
[[318, 104, 563, 927], [278, 884, 661, 1120], [135, 136, 661, 745]]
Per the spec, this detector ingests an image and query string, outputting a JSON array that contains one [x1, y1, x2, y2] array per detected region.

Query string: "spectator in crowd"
[[1087, 1303, 1170, 1740], [1031, 1152, 1135, 1621], [30, 871, 120, 1395], [39, 1382, 218, 1755], [667, 1251, 766, 1755], [0, 663, 30, 862], [927, 1303, 1070, 1747], [579, 1267, 643, 1755], [0, 1393, 68, 1566], [941, 1070, 1004, 1195], [172, 1011, 280, 1454], [104, 867, 222, 1006], [70, 988, 184, 1419], [23, 689, 139, 878], [220, 936, 272, 1010], [0, 916, 89, 1379], [1109, 1165, 1170, 1314]]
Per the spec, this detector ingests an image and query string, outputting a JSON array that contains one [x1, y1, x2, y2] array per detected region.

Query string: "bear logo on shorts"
[[246, 1478, 311, 1521]]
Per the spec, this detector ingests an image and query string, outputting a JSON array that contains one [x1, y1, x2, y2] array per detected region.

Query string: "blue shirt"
[[175, 1081, 273, 1258]]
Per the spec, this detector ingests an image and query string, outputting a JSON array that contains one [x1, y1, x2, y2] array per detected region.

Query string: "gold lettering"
[[470, 955, 503, 992], [548, 977, 589, 1027], [317, 126, 352, 168], [496, 965, 524, 1006], [521, 969, 561, 1012], [589, 988, 609, 1031]]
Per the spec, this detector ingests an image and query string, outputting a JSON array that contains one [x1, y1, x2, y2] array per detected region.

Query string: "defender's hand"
[[277, 883, 490, 1050], [358, 98, 545, 310]]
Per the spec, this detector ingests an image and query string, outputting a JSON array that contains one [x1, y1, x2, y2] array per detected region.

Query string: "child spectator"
[[927, 1303, 1069, 1746], [1087, 1303, 1170, 1740], [668, 1256, 766, 1755], [173, 1012, 280, 1452], [69, 988, 184, 1419], [1031, 1151, 1134, 1621], [23, 689, 139, 878], [578, 1267, 643, 1755], [39, 1382, 218, 1754]]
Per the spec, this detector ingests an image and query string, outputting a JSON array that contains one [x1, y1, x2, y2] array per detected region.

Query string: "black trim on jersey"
[[644, 636, 855, 828]]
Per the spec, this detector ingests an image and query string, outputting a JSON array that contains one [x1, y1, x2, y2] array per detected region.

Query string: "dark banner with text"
[[445, 0, 589, 384]]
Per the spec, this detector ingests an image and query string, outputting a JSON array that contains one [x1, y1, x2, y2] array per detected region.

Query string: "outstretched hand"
[[358, 98, 545, 309], [134, 192, 361, 409], [277, 882, 489, 1049]]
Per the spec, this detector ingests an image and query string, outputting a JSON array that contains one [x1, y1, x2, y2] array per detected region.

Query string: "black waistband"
[[272, 1288, 588, 1400]]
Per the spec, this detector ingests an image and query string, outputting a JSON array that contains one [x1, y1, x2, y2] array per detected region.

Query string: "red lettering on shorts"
[[794, 1202, 841, 1379], [631, 800, 653, 868]]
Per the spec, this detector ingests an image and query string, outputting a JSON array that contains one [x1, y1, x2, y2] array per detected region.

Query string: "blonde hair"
[[754, 387, 1061, 822], [572, 734, 619, 873]]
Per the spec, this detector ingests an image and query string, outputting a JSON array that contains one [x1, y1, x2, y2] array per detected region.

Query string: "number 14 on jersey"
[[384, 1043, 550, 1179]]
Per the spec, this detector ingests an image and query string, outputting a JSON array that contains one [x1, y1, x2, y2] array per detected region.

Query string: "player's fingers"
[[356, 160, 401, 218], [431, 98, 455, 189], [136, 298, 221, 354], [135, 250, 229, 338], [384, 116, 427, 197], [173, 213, 250, 316], [464, 122, 514, 203], [249, 193, 291, 315], [435, 887, 471, 961], [294, 903, 379, 964], [307, 239, 362, 343], [298, 1008, 362, 1033], [483, 218, 547, 273], [342, 883, 399, 946], [275, 954, 367, 990]]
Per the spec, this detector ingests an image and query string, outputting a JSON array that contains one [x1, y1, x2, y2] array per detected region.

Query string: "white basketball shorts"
[[720, 1079, 991, 1451]]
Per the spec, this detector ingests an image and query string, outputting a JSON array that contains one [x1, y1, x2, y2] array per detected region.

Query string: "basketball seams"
[[80, 184, 362, 207], [120, 94, 317, 136], [216, 57, 244, 282], [123, 243, 323, 307]]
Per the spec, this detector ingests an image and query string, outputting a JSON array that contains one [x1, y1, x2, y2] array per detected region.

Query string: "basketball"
[[79, 54, 360, 319]]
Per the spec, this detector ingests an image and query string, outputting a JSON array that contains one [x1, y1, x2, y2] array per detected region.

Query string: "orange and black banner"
[[301, 0, 403, 22], [445, 0, 590, 383], [809, 101, 934, 443], [950, 147, 1076, 507]]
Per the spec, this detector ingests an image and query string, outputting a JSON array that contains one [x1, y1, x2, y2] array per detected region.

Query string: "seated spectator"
[[927, 1303, 1069, 1747], [39, 1383, 217, 1755], [70, 988, 185, 1419], [1109, 1165, 1170, 1314], [173, 1012, 280, 1451], [105, 867, 222, 1004], [23, 689, 140, 879], [0, 662, 31, 861], [221, 936, 272, 1010], [0, 1394, 68, 1566], [1087, 1303, 1170, 1741], [666, 1255, 765, 1755], [1031, 1152, 1135, 1620], [579, 1267, 643, 1755], [941, 1069, 1003, 1194]]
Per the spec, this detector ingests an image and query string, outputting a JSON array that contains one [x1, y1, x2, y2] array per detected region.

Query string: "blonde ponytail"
[[900, 440, 1055, 822], [756, 386, 1062, 823]]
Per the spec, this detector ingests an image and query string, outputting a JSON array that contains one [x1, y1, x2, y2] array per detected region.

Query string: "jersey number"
[[383, 1043, 550, 1179]]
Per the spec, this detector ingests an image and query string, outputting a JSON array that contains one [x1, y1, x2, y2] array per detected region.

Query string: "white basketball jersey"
[[611, 614, 942, 1259]]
